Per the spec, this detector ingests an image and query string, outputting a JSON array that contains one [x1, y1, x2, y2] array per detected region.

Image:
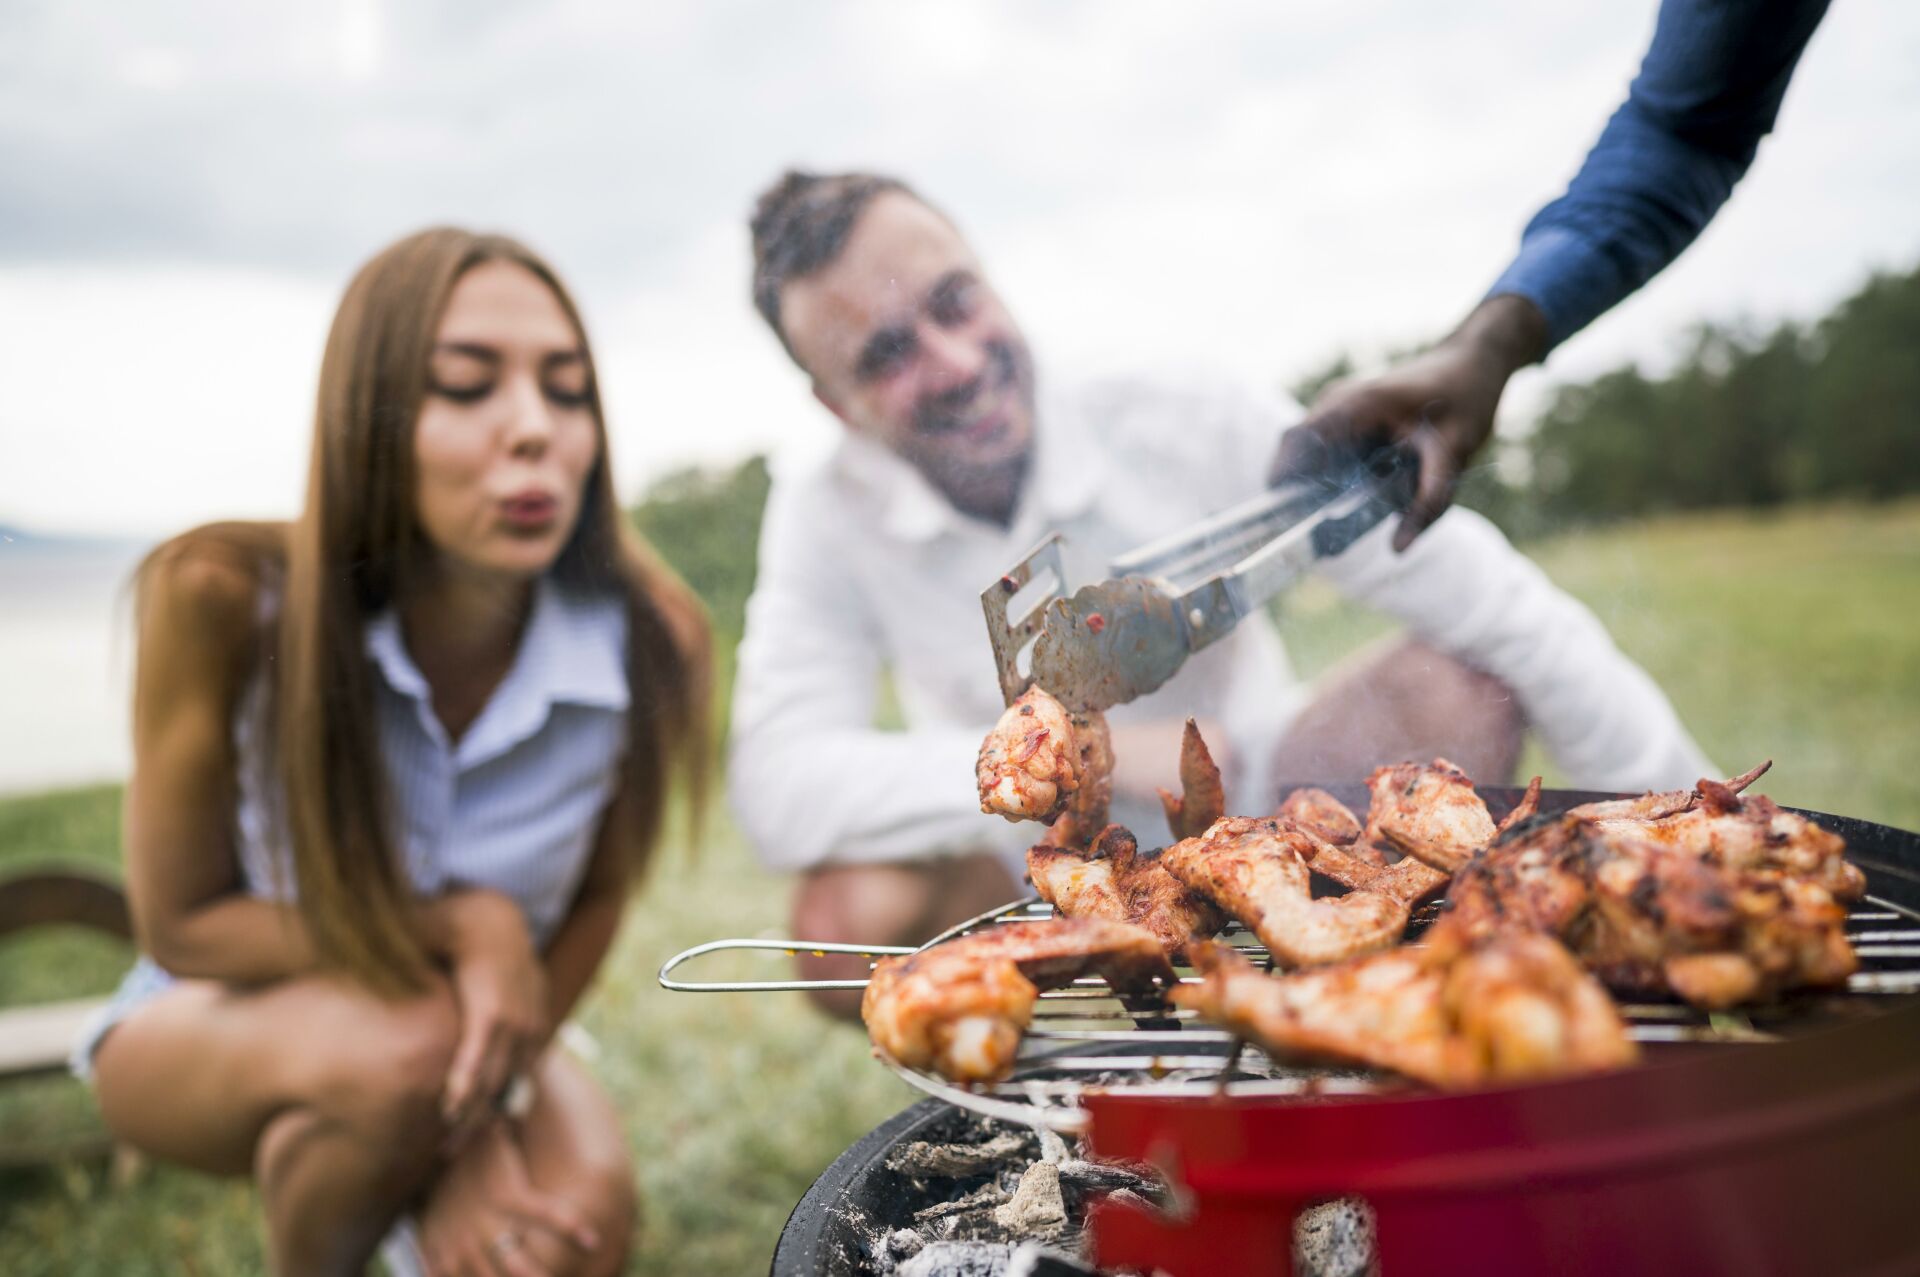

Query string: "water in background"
[[0, 537, 150, 796]]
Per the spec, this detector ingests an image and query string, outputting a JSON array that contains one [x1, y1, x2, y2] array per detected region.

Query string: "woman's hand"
[[435, 888, 549, 1150], [417, 1119, 600, 1277], [1271, 294, 1546, 551]]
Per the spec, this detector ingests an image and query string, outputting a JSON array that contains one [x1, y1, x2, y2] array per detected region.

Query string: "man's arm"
[[726, 465, 1017, 872], [1314, 507, 1716, 792], [1276, 0, 1831, 547], [1490, 0, 1831, 352]]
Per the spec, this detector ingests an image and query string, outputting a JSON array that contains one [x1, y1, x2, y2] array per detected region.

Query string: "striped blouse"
[[73, 574, 631, 1077], [236, 575, 631, 948]]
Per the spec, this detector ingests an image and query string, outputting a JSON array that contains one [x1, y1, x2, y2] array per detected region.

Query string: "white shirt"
[[727, 375, 1713, 873]]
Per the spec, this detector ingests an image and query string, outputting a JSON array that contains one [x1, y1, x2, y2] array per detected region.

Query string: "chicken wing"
[[1581, 774, 1863, 902], [862, 918, 1173, 1084], [1030, 824, 1227, 960], [1158, 718, 1227, 842], [1496, 776, 1543, 836], [1173, 936, 1636, 1089], [1565, 759, 1772, 824], [1363, 759, 1498, 872], [1438, 814, 1857, 1009], [1303, 840, 1453, 906], [1161, 817, 1409, 967], [976, 686, 1112, 849], [1277, 786, 1368, 849]]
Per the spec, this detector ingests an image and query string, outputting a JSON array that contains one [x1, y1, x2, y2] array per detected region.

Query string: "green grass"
[[3, 499, 1917, 1272]]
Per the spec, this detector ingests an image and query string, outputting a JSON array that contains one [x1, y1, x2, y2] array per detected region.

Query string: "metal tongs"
[[981, 447, 1417, 711]]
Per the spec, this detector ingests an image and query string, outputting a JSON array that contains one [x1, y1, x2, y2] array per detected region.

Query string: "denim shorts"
[[68, 955, 177, 1084]]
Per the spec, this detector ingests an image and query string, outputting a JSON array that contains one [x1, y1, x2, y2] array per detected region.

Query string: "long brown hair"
[[141, 228, 711, 994]]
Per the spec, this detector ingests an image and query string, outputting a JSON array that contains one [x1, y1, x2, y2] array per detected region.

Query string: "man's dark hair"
[[750, 169, 920, 353]]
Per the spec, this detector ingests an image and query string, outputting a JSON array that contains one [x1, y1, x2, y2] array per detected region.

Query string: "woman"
[[75, 228, 711, 1276]]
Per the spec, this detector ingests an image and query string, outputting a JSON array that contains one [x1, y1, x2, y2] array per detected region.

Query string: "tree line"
[[633, 258, 1920, 630]]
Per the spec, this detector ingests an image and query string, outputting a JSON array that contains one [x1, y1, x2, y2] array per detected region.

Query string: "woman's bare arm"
[[122, 549, 327, 982], [538, 782, 641, 1037]]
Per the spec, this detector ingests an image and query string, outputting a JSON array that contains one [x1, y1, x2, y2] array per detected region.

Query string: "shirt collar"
[[825, 376, 1106, 545], [364, 575, 629, 769]]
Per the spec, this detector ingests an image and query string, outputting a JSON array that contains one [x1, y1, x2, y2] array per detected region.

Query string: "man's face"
[[779, 192, 1035, 515]]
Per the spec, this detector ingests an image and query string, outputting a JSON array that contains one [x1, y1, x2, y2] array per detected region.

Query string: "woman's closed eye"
[[429, 377, 495, 404], [425, 376, 593, 408]]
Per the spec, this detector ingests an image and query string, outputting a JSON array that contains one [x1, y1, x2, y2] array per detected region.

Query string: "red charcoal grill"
[[662, 787, 1920, 1276]]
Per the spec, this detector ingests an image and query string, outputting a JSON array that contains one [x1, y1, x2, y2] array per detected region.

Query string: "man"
[[1279, 0, 1833, 546], [731, 170, 1712, 1017]]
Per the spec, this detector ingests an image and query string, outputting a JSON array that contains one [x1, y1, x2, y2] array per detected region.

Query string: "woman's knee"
[[304, 978, 462, 1138], [565, 1156, 638, 1277]]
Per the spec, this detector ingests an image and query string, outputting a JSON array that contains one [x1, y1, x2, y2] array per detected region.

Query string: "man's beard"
[[908, 339, 1035, 525]]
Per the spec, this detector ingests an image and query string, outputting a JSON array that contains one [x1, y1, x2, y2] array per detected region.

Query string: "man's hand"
[[1271, 295, 1546, 551], [417, 1119, 599, 1277], [435, 889, 550, 1152]]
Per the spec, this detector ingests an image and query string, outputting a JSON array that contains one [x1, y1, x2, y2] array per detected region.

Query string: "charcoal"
[[894, 1240, 1013, 1277], [1006, 1242, 1102, 1277], [1293, 1196, 1378, 1277], [888, 1133, 1033, 1178], [915, 1181, 1011, 1225], [884, 1229, 926, 1260], [992, 1162, 1068, 1238], [1095, 1187, 1153, 1214], [1055, 1159, 1172, 1210]]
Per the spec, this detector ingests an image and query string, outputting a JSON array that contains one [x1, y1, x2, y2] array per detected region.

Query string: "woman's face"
[[412, 259, 601, 582]]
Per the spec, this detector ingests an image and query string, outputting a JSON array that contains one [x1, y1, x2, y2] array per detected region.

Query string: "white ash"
[[993, 1161, 1069, 1240], [888, 1133, 1034, 1178], [1292, 1197, 1379, 1277], [914, 1181, 1010, 1228], [1055, 1160, 1171, 1212], [894, 1241, 1013, 1277], [859, 1108, 1371, 1277], [1005, 1242, 1102, 1277]]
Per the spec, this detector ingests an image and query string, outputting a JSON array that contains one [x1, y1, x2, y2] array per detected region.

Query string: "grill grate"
[[660, 886, 1920, 1134]]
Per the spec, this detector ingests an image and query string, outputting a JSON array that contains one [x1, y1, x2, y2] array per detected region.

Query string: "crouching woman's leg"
[[415, 1047, 637, 1277], [90, 973, 461, 1276]]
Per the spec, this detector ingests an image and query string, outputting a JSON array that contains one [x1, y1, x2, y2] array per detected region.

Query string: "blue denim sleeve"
[[1487, 0, 1831, 354]]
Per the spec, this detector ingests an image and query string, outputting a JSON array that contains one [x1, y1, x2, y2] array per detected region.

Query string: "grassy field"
[[2, 499, 1917, 1273]]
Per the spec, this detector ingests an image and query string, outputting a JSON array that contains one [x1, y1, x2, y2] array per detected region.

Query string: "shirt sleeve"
[[725, 464, 1026, 872], [1312, 508, 1717, 792], [1486, 0, 1831, 353]]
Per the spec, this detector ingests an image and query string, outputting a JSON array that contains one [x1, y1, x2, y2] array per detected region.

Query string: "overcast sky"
[[3, 0, 1917, 539]]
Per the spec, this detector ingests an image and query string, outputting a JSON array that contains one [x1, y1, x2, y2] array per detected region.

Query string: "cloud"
[[2, 0, 1917, 536]]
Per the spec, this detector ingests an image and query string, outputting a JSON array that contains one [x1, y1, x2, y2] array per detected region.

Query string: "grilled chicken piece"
[[863, 918, 1173, 1084], [1278, 787, 1367, 848], [1439, 814, 1857, 1009], [1565, 759, 1772, 825], [978, 687, 1083, 823], [1496, 776, 1543, 836], [1364, 759, 1498, 872], [1304, 841, 1453, 906], [1173, 936, 1636, 1089], [1161, 817, 1408, 967], [1578, 773, 1863, 903], [1292, 773, 1536, 902], [1158, 719, 1227, 842], [1028, 825, 1227, 959], [1431, 930, 1643, 1080], [976, 687, 1112, 849]]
